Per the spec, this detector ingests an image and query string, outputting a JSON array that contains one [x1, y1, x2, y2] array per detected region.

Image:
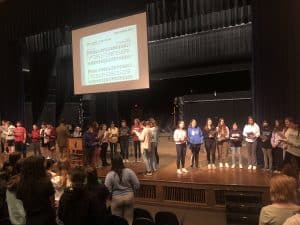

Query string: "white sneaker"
[[248, 165, 252, 170], [126, 159, 129, 163], [225, 163, 229, 168], [123, 159, 126, 163], [252, 166, 257, 170], [212, 164, 216, 169], [177, 169, 182, 174], [208, 164, 212, 169], [182, 168, 188, 173], [231, 164, 235, 169], [219, 163, 223, 168], [239, 164, 243, 169]]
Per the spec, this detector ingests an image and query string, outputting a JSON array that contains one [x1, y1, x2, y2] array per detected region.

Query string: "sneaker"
[[248, 165, 252, 170], [225, 163, 229, 168], [239, 164, 243, 169], [126, 159, 129, 163], [212, 164, 216, 169], [252, 166, 257, 170], [177, 169, 182, 174], [231, 164, 235, 169], [182, 168, 188, 173], [208, 164, 212, 169], [219, 163, 223, 168], [145, 172, 153, 176], [123, 159, 126, 163], [137, 158, 142, 162]]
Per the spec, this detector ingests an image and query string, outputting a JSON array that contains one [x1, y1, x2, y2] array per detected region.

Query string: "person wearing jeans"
[[108, 122, 119, 161], [149, 118, 159, 171], [105, 156, 140, 225], [135, 121, 153, 176], [98, 124, 109, 167], [243, 116, 260, 170], [187, 119, 203, 168], [174, 121, 188, 174], [203, 118, 217, 169], [131, 119, 143, 162], [260, 120, 273, 171], [229, 122, 243, 168], [119, 120, 130, 162], [216, 118, 230, 168]]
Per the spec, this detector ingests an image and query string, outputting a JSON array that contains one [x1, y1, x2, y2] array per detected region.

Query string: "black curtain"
[[30, 51, 55, 123], [252, 0, 300, 123], [0, 41, 24, 122], [55, 57, 73, 125]]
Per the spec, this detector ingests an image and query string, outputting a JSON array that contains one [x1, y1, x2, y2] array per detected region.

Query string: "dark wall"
[[252, 0, 300, 123]]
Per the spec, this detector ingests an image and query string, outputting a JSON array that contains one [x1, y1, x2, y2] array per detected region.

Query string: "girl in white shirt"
[[173, 121, 188, 174], [243, 116, 260, 170]]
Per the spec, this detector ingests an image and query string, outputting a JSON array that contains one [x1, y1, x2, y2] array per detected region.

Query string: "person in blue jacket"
[[188, 119, 204, 168]]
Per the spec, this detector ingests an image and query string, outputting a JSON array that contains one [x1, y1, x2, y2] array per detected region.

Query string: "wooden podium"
[[67, 137, 84, 166]]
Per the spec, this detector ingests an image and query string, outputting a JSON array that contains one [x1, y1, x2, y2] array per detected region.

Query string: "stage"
[[98, 136, 270, 211]]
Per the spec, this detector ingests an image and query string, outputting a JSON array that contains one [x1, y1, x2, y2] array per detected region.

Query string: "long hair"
[[17, 156, 48, 200], [85, 166, 98, 190], [111, 154, 125, 183], [204, 118, 214, 130]]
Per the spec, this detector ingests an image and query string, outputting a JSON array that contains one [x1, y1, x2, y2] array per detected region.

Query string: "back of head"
[[85, 166, 98, 188], [111, 154, 125, 182], [70, 167, 86, 188], [270, 174, 297, 203], [9, 152, 22, 167], [21, 156, 46, 180]]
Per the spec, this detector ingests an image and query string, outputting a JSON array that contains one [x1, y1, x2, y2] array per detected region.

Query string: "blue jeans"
[[151, 142, 158, 170], [231, 147, 241, 165], [142, 149, 153, 172]]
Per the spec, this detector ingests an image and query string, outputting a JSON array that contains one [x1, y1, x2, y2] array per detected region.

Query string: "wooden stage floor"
[[98, 136, 271, 188]]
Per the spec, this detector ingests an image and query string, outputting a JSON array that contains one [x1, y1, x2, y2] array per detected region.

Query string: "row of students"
[[173, 116, 300, 174]]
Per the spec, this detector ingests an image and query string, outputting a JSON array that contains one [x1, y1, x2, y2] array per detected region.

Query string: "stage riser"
[[132, 181, 269, 210]]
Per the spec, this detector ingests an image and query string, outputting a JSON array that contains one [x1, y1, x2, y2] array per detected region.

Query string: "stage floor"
[[98, 136, 271, 188]]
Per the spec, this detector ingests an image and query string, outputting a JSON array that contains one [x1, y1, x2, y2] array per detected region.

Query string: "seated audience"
[[283, 212, 300, 225], [85, 166, 110, 221], [17, 156, 56, 225], [6, 155, 25, 225], [105, 155, 140, 225], [58, 167, 92, 225], [259, 174, 300, 225]]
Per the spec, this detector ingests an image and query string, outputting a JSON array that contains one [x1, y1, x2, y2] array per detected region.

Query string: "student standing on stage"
[[83, 125, 97, 165], [135, 121, 153, 175], [40, 123, 48, 157], [216, 118, 230, 168], [14, 121, 27, 158], [260, 120, 273, 171], [187, 119, 203, 168], [173, 120, 188, 174], [284, 120, 300, 168], [5, 122, 15, 154], [271, 120, 285, 172], [243, 116, 260, 170], [149, 118, 159, 170], [98, 124, 109, 167], [119, 120, 130, 163], [31, 124, 41, 156], [229, 122, 243, 168], [108, 122, 119, 160], [56, 119, 70, 159], [0, 120, 7, 153], [203, 118, 217, 169], [131, 119, 143, 162]]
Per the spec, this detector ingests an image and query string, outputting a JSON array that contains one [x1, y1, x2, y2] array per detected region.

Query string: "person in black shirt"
[[260, 120, 273, 171], [58, 167, 92, 225], [229, 123, 243, 168], [119, 120, 130, 162], [203, 118, 217, 169], [17, 156, 56, 225]]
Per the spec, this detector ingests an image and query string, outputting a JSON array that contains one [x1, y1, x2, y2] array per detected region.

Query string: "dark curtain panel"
[[0, 42, 24, 122], [30, 51, 55, 123], [252, 0, 300, 123], [55, 57, 73, 125]]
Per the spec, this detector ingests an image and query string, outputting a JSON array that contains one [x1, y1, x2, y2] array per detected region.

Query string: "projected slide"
[[72, 12, 149, 95], [80, 25, 139, 85]]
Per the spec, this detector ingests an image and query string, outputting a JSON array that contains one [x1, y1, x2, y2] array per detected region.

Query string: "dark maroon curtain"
[[252, 0, 300, 123]]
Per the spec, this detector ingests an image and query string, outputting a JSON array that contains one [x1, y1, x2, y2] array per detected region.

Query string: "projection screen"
[[72, 12, 149, 94]]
